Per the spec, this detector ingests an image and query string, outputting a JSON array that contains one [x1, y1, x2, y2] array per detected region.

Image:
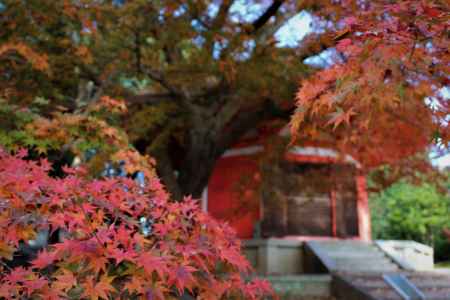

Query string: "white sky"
[[274, 11, 313, 47], [433, 155, 450, 169]]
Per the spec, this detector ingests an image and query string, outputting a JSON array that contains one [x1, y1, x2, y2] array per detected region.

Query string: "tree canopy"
[[0, 0, 448, 198], [292, 0, 449, 177], [0, 0, 335, 198]]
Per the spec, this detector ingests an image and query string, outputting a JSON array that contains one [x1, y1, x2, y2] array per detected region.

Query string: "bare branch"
[[182, 0, 211, 29], [251, 0, 285, 33], [255, 9, 297, 45], [218, 1, 292, 59], [141, 67, 179, 96], [211, 0, 235, 29], [296, 33, 336, 61]]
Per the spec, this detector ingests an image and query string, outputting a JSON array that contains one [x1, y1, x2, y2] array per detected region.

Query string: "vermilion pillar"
[[356, 175, 371, 241], [330, 190, 337, 238]]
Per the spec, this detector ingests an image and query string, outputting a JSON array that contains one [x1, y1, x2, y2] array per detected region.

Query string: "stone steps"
[[265, 275, 332, 299], [408, 273, 450, 299], [420, 287, 450, 300], [333, 257, 398, 268], [306, 240, 399, 273], [328, 251, 386, 258], [349, 275, 402, 299], [334, 264, 399, 273], [334, 272, 450, 300], [335, 273, 404, 300], [301, 240, 450, 299], [411, 279, 450, 288], [262, 274, 450, 300], [367, 288, 403, 300]]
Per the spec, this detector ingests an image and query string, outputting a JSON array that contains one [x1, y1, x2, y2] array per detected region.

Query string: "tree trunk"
[[177, 126, 224, 198], [168, 98, 293, 200]]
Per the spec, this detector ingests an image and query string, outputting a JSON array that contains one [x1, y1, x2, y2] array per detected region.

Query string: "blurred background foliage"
[[370, 172, 450, 261]]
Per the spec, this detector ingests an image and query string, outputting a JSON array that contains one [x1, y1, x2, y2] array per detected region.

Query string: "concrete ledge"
[[243, 238, 304, 275], [265, 275, 332, 298], [243, 238, 304, 247], [375, 240, 434, 271]]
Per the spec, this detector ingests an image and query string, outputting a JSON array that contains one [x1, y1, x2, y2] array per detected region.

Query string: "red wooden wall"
[[207, 155, 260, 239], [205, 145, 371, 241]]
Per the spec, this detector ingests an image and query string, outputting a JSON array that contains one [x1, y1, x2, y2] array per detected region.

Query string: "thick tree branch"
[[211, 95, 242, 133], [126, 92, 176, 105], [211, 0, 235, 29], [216, 0, 286, 59], [255, 9, 297, 45], [251, 0, 285, 33], [141, 67, 180, 97], [174, 99, 288, 197], [296, 32, 337, 61], [153, 149, 183, 200], [78, 64, 103, 87], [183, 0, 211, 29], [134, 30, 142, 74]]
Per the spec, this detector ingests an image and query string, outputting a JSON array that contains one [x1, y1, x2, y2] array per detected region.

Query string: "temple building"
[[202, 124, 371, 242]]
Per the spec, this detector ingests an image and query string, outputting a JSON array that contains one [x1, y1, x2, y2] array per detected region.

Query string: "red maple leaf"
[[167, 265, 197, 294], [23, 276, 48, 296], [87, 255, 108, 274], [52, 270, 77, 294], [82, 275, 116, 300], [123, 276, 145, 295], [218, 246, 251, 272], [5, 266, 32, 284], [336, 38, 352, 52], [107, 247, 136, 265], [31, 250, 57, 269], [137, 252, 168, 279]]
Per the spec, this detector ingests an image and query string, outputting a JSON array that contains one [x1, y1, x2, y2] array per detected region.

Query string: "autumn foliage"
[[292, 1, 449, 173], [0, 1, 448, 298], [0, 149, 272, 299]]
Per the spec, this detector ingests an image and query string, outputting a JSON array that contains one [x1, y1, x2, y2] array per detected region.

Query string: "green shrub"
[[370, 181, 450, 261]]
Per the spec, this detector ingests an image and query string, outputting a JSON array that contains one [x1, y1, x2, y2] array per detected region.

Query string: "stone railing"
[[375, 240, 434, 271]]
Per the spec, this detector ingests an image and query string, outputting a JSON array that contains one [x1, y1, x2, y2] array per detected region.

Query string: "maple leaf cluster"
[[0, 149, 273, 299], [0, 96, 156, 180], [292, 0, 449, 174], [0, 43, 49, 72]]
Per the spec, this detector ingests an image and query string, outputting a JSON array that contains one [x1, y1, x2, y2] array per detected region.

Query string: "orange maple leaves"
[[90, 96, 128, 114], [292, 0, 449, 170], [0, 43, 49, 72]]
